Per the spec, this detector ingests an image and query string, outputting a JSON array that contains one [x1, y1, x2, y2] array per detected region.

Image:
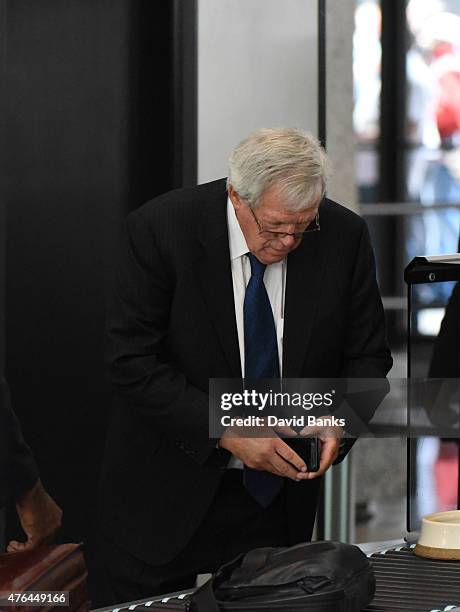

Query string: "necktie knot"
[[247, 252, 266, 278]]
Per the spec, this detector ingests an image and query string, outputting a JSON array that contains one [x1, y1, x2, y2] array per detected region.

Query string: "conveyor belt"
[[364, 546, 460, 612], [93, 546, 460, 611]]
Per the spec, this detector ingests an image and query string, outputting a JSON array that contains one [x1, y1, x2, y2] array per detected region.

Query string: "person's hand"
[[218, 426, 311, 481], [307, 436, 340, 478], [7, 480, 62, 553], [298, 419, 344, 479]]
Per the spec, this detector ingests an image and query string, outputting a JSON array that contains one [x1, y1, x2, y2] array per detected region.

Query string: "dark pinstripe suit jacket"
[[101, 179, 392, 565]]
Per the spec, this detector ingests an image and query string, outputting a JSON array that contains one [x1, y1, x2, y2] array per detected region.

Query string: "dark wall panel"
[[3, 1, 180, 597], [5, 0, 132, 543], [0, 0, 6, 374]]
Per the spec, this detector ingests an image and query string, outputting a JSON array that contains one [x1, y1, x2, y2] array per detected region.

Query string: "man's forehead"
[[258, 197, 319, 220], [257, 183, 319, 218]]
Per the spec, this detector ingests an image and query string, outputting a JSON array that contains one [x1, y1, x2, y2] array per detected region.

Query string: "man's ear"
[[228, 185, 243, 211]]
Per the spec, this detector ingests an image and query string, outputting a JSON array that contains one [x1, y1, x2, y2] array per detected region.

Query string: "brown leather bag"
[[0, 543, 90, 611]]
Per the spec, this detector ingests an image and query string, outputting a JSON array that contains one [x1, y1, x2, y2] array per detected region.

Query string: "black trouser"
[[100, 469, 289, 607]]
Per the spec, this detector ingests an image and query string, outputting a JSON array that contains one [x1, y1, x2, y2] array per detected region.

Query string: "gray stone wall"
[[326, 0, 357, 212]]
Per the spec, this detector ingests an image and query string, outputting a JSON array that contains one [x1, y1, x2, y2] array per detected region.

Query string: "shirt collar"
[[227, 197, 249, 261]]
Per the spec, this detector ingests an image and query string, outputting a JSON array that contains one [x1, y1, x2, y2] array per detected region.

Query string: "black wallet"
[[286, 436, 320, 472]]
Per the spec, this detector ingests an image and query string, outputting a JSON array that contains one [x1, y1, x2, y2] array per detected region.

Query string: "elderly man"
[[100, 128, 392, 603]]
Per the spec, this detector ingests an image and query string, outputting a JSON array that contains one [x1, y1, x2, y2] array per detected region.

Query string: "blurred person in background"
[[0, 377, 62, 553], [406, 2, 460, 302]]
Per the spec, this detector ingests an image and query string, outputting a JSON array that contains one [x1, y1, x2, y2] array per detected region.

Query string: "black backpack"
[[135, 541, 375, 612]]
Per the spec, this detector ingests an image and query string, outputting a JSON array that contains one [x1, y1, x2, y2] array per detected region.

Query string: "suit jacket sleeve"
[[0, 378, 39, 506], [106, 211, 219, 466], [333, 220, 392, 463]]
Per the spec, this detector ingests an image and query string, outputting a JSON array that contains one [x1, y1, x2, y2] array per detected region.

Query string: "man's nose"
[[279, 233, 297, 248]]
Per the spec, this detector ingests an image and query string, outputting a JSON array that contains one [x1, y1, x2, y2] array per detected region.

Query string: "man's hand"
[[298, 419, 344, 478], [7, 480, 62, 553], [309, 436, 341, 478], [218, 428, 310, 481]]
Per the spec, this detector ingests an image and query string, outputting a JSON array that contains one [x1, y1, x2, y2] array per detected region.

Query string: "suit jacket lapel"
[[193, 181, 326, 379], [283, 230, 326, 377], [195, 183, 242, 377]]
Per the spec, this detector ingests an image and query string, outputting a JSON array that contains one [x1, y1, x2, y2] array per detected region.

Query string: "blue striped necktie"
[[243, 252, 283, 507]]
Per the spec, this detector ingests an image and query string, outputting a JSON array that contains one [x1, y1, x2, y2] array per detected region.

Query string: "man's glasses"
[[249, 206, 320, 240]]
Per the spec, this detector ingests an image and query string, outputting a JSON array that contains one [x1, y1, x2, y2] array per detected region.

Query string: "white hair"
[[227, 127, 331, 211]]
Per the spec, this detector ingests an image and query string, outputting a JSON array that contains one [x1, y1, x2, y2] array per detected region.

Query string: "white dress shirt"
[[225, 198, 286, 468], [227, 198, 286, 375]]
